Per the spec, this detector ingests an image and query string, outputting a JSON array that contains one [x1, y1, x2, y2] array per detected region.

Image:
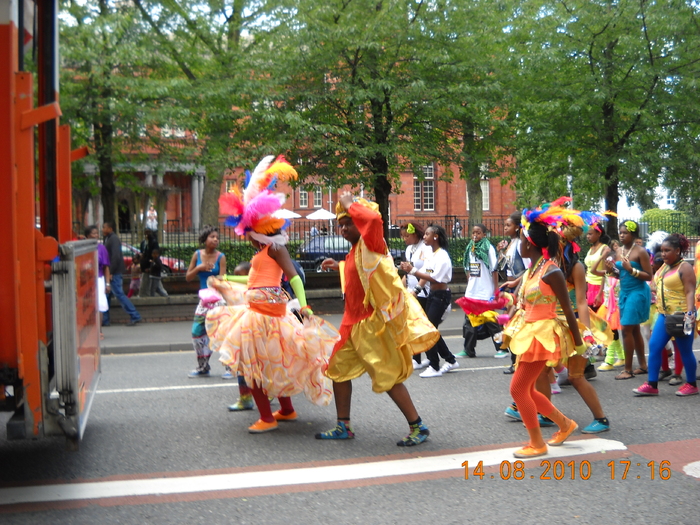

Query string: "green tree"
[[224, 0, 477, 235], [641, 208, 695, 237], [60, 0, 197, 229], [131, 0, 285, 229], [506, 0, 700, 236]]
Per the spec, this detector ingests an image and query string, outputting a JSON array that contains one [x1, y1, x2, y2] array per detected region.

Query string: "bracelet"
[[300, 305, 314, 316], [413, 286, 423, 295], [409, 266, 418, 276]]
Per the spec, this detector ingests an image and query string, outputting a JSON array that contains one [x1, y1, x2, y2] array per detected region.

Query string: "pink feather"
[[234, 191, 284, 235]]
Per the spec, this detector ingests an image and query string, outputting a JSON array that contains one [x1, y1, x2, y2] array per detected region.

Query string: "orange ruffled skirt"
[[205, 280, 339, 406]]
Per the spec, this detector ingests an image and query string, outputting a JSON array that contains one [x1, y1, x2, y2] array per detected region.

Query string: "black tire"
[[161, 265, 173, 278]]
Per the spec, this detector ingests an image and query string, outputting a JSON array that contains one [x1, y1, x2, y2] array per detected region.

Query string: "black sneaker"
[[584, 363, 597, 380], [503, 365, 515, 375], [127, 318, 142, 327]]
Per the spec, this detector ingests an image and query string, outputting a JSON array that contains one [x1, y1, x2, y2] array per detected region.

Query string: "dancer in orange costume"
[[205, 156, 338, 434], [501, 200, 586, 458]]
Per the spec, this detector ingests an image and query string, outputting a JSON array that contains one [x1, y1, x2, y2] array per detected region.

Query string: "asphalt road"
[[1, 332, 699, 524]]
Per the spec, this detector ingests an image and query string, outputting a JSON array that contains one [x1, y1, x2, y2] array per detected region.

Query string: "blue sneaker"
[[538, 415, 555, 427], [315, 421, 355, 440], [188, 368, 211, 378], [397, 422, 430, 447], [504, 405, 521, 421], [581, 419, 610, 434], [221, 370, 235, 380]]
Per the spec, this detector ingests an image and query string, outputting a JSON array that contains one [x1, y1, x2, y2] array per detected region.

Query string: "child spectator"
[[148, 248, 168, 297], [128, 253, 142, 298]]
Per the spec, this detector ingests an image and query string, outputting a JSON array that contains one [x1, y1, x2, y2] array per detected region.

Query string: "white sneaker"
[[556, 368, 569, 386], [439, 361, 460, 374], [419, 366, 443, 378], [412, 359, 429, 370], [550, 382, 561, 394]]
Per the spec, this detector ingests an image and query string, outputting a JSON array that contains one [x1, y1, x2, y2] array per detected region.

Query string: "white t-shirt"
[[422, 248, 452, 294], [405, 241, 432, 297], [465, 244, 498, 300]]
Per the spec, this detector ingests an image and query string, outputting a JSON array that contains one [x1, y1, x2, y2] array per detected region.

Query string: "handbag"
[[660, 266, 686, 337]]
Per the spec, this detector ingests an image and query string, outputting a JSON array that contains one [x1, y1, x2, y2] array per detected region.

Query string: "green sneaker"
[[454, 351, 468, 357], [315, 421, 355, 439], [397, 422, 430, 447], [228, 395, 254, 411]]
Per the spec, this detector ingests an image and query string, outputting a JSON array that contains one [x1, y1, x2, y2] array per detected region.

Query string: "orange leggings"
[[510, 360, 556, 429]]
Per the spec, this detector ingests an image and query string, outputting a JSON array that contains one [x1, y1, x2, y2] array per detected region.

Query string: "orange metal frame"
[[1, 3, 86, 438]]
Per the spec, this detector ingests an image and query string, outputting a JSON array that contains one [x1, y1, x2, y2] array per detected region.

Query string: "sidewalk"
[[101, 307, 467, 354]]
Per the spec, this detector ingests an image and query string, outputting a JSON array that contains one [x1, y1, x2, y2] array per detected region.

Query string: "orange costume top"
[[246, 245, 287, 317], [502, 259, 576, 366]]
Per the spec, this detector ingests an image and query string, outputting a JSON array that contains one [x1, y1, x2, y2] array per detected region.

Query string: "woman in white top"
[[400, 223, 432, 369], [401, 225, 459, 377]]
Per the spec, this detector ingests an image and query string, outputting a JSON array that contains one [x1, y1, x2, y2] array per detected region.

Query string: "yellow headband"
[[406, 223, 415, 234], [335, 198, 379, 220]]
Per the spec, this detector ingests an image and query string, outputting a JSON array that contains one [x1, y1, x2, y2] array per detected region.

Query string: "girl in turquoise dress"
[[603, 220, 651, 379]]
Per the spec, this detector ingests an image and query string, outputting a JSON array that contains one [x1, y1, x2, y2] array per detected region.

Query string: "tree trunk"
[[461, 118, 483, 230], [94, 122, 116, 228], [200, 165, 223, 231], [369, 152, 391, 241]]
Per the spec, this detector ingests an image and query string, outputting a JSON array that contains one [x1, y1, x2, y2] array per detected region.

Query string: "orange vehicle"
[[1, 0, 99, 448]]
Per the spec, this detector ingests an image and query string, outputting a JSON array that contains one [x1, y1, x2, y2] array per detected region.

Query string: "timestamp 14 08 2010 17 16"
[[463, 460, 672, 480]]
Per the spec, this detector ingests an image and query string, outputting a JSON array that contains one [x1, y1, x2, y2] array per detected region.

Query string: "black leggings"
[[413, 295, 428, 364], [423, 289, 456, 370]]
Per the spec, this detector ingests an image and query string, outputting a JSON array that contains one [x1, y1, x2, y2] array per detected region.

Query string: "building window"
[[225, 180, 236, 193], [413, 165, 435, 211], [466, 179, 490, 211], [299, 189, 308, 208], [313, 188, 323, 208]]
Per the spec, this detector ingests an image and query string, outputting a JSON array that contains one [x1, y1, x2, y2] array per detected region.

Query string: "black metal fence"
[[109, 214, 700, 271]]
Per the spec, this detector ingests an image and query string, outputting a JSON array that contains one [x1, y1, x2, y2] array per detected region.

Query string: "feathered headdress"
[[219, 155, 298, 244], [521, 197, 575, 258]]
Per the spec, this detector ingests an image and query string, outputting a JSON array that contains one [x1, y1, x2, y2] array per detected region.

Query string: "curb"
[[101, 327, 465, 355]]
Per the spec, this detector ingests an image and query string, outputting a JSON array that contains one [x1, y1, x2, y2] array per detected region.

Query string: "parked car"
[[296, 235, 402, 272], [120, 242, 187, 276]]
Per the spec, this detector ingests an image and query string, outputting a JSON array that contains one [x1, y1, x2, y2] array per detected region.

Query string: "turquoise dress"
[[615, 261, 651, 325]]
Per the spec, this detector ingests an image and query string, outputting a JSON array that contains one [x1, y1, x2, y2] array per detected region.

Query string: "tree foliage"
[[506, 0, 700, 236], [59, 0, 198, 229]]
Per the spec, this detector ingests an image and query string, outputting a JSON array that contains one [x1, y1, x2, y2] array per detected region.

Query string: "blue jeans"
[[648, 314, 696, 383], [103, 274, 141, 325]]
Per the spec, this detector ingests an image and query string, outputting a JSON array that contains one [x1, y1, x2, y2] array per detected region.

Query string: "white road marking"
[[683, 460, 700, 479], [0, 438, 626, 506], [97, 384, 236, 394]]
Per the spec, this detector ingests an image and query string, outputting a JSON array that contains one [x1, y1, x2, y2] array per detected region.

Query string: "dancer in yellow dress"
[[316, 193, 439, 446]]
